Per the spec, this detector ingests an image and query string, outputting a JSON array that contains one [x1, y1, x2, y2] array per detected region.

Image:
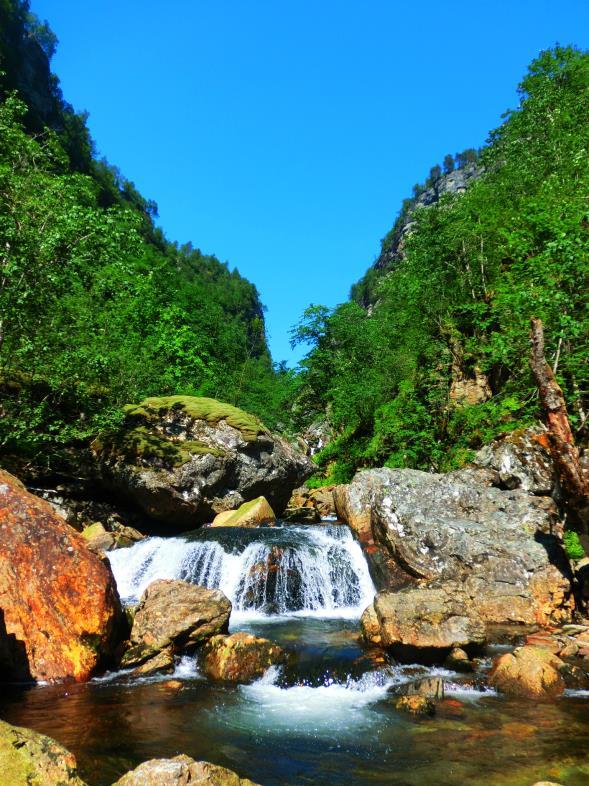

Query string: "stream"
[[2, 523, 589, 785]]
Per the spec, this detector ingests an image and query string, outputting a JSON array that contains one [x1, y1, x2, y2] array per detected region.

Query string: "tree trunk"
[[530, 318, 589, 528]]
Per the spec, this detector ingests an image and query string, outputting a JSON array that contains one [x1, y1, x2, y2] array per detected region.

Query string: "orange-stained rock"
[[488, 645, 565, 700], [0, 469, 124, 683]]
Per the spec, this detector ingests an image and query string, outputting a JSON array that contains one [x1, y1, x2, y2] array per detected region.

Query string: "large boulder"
[[113, 755, 261, 785], [93, 396, 314, 530], [121, 579, 231, 670], [335, 467, 573, 627], [0, 719, 87, 785], [0, 470, 124, 683], [489, 646, 566, 700], [211, 496, 276, 528], [202, 632, 286, 683], [373, 584, 486, 661]]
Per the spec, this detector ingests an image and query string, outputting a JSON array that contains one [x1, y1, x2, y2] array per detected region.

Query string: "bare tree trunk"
[[530, 318, 589, 528]]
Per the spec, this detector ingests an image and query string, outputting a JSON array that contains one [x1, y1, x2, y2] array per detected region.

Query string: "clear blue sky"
[[31, 0, 589, 365]]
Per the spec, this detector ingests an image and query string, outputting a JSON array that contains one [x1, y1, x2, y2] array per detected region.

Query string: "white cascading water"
[[108, 524, 375, 620]]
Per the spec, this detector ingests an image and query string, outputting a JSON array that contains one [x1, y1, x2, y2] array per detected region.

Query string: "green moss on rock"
[[93, 426, 225, 468], [123, 396, 267, 442], [0, 719, 86, 785]]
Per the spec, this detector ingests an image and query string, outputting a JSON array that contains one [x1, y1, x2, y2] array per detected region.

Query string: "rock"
[[531, 783, 564, 786], [394, 695, 435, 717], [211, 496, 276, 528], [113, 755, 261, 785], [121, 580, 230, 669], [287, 485, 336, 518], [81, 521, 117, 552], [488, 646, 566, 699], [335, 466, 573, 625], [445, 647, 474, 673], [360, 603, 382, 646], [472, 427, 555, 495], [373, 585, 486, 661], [202, 632, 286, 683], [0, 719, 87, 785], [299, 419, 334, 456], [281, 506, 321, 523], [93, 396, 314, 531], [401, 677, 446, 701], [131, 648, 175, 677], [0, 469, 125, 683]]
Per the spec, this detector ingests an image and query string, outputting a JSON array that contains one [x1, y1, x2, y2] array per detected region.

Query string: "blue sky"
[[31, 1, 589, 365]]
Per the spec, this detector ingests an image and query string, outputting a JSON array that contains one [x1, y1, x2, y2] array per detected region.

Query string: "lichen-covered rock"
[[202, 631, 286, 683], [0, 719, 87, 785], [472, 427, 555, 494], [211, 496, 276, 528], [93, 396, 314, 530], [281, 506, 322, 523], [336, 466, 573, 625], [373, 585, 486, 660], [113, 755, 261, 785], [288, 485, 336, 518], [121, 579, 230, 670], [0, 469, 124, 683], [489, 645, 566, 700]]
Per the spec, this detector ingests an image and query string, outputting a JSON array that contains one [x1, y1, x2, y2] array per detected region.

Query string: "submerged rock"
[[202, 632, 286, 683], [113, 755, 261, 785], [0, 469, 124, 683], [394, 695, 435, 717], [93, 396, 314, 530], [373, 584, 486, 660], [211, 496, 276, 528], [489, 645, 566, 700], [121, 579, 230, 671], [335, 466, 573, 627], [0, 719, 87, 785]]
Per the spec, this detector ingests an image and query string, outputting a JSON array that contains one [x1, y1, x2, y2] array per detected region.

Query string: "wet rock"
[[281, 506, 322, 523], [113, 755, 261, 785], [0, 719, 87, 785], [0, 469, 125, 683], [445, 647, 474, 673], [400, 676, 446, 701], [131, 648, 175, 677], [336, 466, 573, 625], [202, 631, 286, 683], [360, 603, 382, 646], [373, 584, 486, 661], [489, 645, 566, 699], [394, 695, 435, 717], [93, 396, 314, 530], [121, 580, 230, 670], [211, 496, 276, 528]]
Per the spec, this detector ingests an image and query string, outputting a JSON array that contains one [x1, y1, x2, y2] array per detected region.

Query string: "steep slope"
[[293, 46, 589, 483]]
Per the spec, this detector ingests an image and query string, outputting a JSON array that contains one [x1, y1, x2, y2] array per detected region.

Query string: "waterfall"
[[108, 524, 375, 620]]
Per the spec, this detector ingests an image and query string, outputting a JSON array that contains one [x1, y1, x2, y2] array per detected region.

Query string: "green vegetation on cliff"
[[0, 1, 293, 467], [293, 46, 589, 483]]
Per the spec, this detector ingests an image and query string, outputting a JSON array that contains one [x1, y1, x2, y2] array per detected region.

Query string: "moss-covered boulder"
[[211, 496, 276, 528], [0, 719, 87, 785], [93, 396, 314, 530]]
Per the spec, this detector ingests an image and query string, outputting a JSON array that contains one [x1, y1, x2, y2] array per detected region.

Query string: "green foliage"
[[0, 7, 293, 466], [295, 46, 589, 483], [563, 530, 585, 561]]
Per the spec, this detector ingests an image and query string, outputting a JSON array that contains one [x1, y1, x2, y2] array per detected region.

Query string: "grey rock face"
[[340, 465, 572, 628], [373, 584, 486, 659], [94, 397, 314, 530], [471, 427, 555, 495]]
